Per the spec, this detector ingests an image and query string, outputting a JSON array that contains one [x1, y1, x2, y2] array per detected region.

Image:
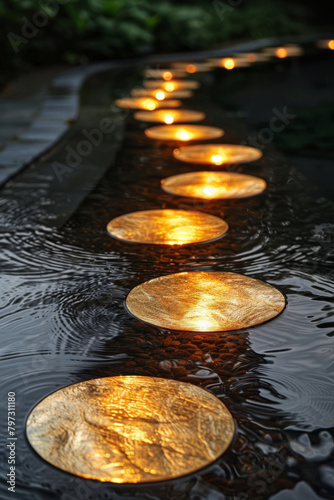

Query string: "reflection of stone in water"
[[26, 376, 234, 483], [126, 272, 286, 332]]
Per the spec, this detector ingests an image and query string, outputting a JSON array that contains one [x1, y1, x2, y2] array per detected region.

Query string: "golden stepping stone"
[[107, 209, 228, 245], [145, 125, 224, 142], [115, 97, 181, 110], [126, 272, 286, 331], [173, 144, 263, 165], [134, 109, 205, 124], [162, 171, 267, 199], [144, 79, 200, 91], [26, 376, 235, 483]]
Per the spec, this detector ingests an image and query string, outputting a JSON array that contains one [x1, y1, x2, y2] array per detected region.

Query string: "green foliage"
[[1, 0, 308, 84]]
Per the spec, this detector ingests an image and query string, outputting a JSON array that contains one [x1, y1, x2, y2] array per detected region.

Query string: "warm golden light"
[[163, 71, 173, 80], [263, 44, 302, 57], [145, 125, 224, 142], [329, 40, 334, 50], [155, 91, 165, 100], [173, 144, 262, 165], [246, 53, 257, 63], [142, 68, 186, 79], [165, 82, 175, 92], [126, 272, 286, 332], [131, 88, 194, 99], [134, 109, 205, 124], [143, 99, 157, 110], [176, 129, 191, 140], [276, 47, 288, 59], [26, 376, 235, 483], [171, 61, 214, 72], [144, 80, 200, 90], [223, 58, 235, 69], [186, 64, 196, 73], [164, 115, 174, 124], [161, 171, 267, 199], [211, 154, 224, 165], [106, 209, 228, 245], [115, 97, 182, 110]]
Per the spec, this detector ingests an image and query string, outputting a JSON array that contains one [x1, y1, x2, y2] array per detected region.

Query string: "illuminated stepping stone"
[[145, 125, 224, 142], [126, 272, 286, 332], [161, 171, 267, 199], [170, 61, 214, 73], [115, 97, 181, 110], [142, 68, 187, 79], [107, 209, 228, 245], [131, 88, 193, 99], [144, 80, 200, 91], [173, 144, 262, 165], [26, 376, 235, 483], [134, 109, 205, 124]]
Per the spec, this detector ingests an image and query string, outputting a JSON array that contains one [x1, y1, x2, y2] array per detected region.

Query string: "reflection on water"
[[0, 60, 334, 500]]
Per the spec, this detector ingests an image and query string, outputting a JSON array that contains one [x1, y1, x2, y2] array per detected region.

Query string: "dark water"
[[0, 55, 334, 500]]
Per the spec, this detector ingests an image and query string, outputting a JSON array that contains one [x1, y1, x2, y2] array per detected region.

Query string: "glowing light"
[[246, 53, 257, 63], [223, 58, 235, 70], [202, 186, 216, 197], [164, 115, 174, 124], [26, 376, 235, 483], [155, 91, 165, 100], [211, 154, 224, 165], [144, 125, 224, 142], [161, 171, 267, 199], [144, 80, 200, 91], [165, 82, 175, 92], [276, 47, 288, 59], [163, 71, 173, 80], [126, 272, 286, 332], [328, 40, 334, 50], [106, 209, 228, 245], [176, 129, 191, 141], [172, 144, 263, 165], [134, 109, 205, 124], [186, 64, 196, 73], [143, 99, 157, 110]]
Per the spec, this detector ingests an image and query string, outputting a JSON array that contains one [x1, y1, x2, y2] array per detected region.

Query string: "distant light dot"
[[276, 48, 288, 58], [223, 58, 235, 70], [186, 64, 197, 73], [163, 71, 173, 80], [164, 115, 174, 124], [246, 53, 256, 62], [203, 186, 216, 197], [328, 40, 334, 50], [155, 91, 165, 100], [211, 154, 224, 165], [176, 129, 191, 141], [143, 99, 157, 110], [165, 82, 175, 92]]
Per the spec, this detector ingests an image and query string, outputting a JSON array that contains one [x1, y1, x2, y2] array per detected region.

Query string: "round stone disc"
[[173, 144, 263, 165], [161, 171, 267, 199], [134, 109, 205, 124], [126, 272, 286, 331], [131, 88, 194, 99], [145, 125, 224, 142], [144, 79, 200, 90], [26, 376, 235, 483], [115, 97, 181, 110], [107, 209, 228, 245]]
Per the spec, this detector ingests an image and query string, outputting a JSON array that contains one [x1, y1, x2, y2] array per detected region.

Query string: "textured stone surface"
[[26, 376, 234, 483]]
